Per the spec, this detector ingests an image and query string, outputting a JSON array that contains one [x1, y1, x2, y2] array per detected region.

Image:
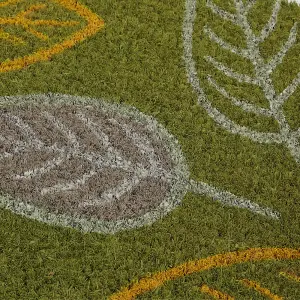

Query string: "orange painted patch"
[[109, 248, 300, 299], [0, 0, 104, 72]]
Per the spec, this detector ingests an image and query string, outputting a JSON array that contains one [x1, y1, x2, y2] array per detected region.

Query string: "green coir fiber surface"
[[0, 0, 299, 299]]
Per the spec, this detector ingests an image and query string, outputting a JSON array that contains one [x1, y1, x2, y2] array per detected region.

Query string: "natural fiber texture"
[[0, 0, 299, 299]]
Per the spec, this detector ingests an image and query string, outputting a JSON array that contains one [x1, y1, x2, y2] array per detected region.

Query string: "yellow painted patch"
[[109, 248, 300, 299], [239, 279, 283, 300], [0, 28, 25, 45], [0, 0, 104, 72], [0, 0, 21, 8], [279, 270, 300, 283], [200, 284, 234, 299]]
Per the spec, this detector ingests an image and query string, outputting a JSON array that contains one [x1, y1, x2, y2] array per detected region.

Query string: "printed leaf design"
[[109, 247, 300, 299], [0, 0, 104, 72], [183, 0, 300, 164], [0, 2, 79, 44], [0, 93, 280, 234]]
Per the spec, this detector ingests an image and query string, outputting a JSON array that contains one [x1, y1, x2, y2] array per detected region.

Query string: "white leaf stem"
[[254, 0, 281, 43], [206, 75, 273, 117], [2, 112, 45, 149], [41, 167, 98, 195], [187, 179, 280, 219]]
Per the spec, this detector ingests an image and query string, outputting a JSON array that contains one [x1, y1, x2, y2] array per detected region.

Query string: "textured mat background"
[[0, 0, 299, 299]]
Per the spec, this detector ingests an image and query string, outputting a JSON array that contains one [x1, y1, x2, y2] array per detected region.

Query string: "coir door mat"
[[0, 0, 299, 299]]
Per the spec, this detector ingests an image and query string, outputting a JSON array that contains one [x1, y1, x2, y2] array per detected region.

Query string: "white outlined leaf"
[[0, 93, 280, 234], [183, 0, 300, 164]]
